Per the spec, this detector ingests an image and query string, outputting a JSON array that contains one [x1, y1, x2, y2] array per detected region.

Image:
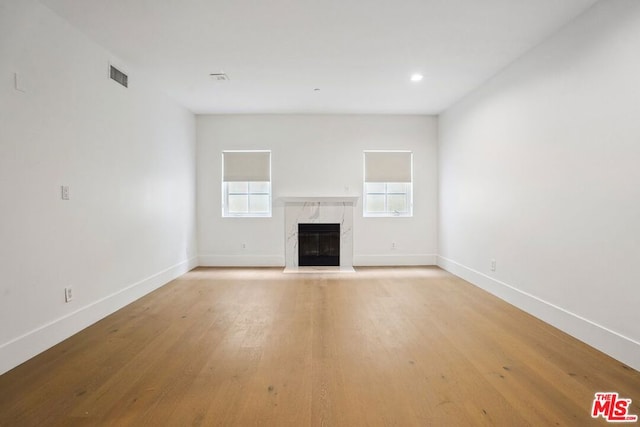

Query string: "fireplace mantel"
[[279, 196, 359, 204]]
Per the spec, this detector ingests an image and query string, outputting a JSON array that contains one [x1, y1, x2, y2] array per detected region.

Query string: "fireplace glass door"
[[298, 223, 340, 266]]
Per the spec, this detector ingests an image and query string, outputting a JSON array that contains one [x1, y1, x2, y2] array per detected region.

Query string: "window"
[[363, 151, 413, 217], [222, 151, 271, 217]]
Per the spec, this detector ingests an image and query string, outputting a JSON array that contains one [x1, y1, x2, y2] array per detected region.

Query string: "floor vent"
[[110, 65, 128, 88]]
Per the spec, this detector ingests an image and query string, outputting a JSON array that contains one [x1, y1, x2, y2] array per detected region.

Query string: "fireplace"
[[282, 197, 357, 272], [298, 223, 340, 266]]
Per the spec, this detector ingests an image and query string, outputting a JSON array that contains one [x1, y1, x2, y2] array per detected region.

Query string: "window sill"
[[222, 213, 272, 218], [363, 212, 413, 218]]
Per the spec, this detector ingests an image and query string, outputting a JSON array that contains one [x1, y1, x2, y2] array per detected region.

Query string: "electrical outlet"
[[491, 259, 496, 272], [64, 287, 73, 302], [14, 72, 26, 93], [241, 243, 246, 249], [391, 242, 397, 250], [61, 185, 70, 200]]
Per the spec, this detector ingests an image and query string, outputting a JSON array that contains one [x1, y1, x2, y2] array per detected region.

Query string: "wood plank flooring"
[[0, 267, 638, 426]]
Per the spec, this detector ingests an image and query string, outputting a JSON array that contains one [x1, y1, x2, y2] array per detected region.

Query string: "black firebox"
[[298, 223, 340, 266]]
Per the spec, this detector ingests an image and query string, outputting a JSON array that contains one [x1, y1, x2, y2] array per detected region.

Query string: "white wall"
[[0, 0, 198, 374], [439, 0, 640, 370], [197, 115, 438, 266]]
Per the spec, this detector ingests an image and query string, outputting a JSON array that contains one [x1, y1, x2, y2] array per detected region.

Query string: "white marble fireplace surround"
[[282, 197, 358, 273]]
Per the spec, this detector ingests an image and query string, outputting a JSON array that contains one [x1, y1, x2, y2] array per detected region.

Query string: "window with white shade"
[[222, 150, 271, 217], [363, 151, 413, 217]]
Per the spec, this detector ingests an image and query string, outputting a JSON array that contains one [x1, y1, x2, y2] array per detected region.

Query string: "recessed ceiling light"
[[410, 73, 423, 82]]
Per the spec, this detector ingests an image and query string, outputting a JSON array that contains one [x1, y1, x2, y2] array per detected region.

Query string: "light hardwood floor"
[[0, 267, 638, 426]]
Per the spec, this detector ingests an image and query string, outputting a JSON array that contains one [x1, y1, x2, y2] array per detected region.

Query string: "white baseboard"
[[198, 254, 285, 267], [437, 255, 640, 371], [354, 254, 437, 266], [0, 257, 198, 376], [199, 254, 436, 267]]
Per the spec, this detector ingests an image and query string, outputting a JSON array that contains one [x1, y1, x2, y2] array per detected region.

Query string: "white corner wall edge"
[[437, 256, 640, 371], [198, 255, 285, 267], [0, 257, 199, 376], [354, 254, 436, 266]]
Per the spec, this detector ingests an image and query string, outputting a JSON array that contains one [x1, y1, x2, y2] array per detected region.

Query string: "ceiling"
[[40, 0, 599, 115]]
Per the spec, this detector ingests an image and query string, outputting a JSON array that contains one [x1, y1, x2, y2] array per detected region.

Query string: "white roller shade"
[[223, 151, 271, 182], [364, 151, 412, 182]]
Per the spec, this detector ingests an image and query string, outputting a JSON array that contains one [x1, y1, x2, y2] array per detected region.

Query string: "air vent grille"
[[110, 65, 128, 88], [210, 73, 230, 81]]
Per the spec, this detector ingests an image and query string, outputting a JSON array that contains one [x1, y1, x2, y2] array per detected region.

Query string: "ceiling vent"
[[210, 73, 230, 81], [110, 65, 128, 88]]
